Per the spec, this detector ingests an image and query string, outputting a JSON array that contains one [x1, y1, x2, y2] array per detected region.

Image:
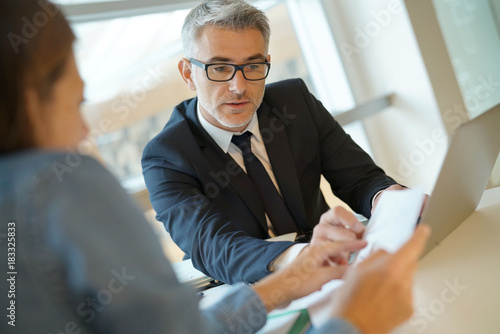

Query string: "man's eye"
[[212, 65, 231, 73], [247, 64, 261, 71]]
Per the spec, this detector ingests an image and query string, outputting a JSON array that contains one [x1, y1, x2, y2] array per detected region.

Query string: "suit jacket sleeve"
[[142, 114, 294, 284], [291, 79, 398, 217]]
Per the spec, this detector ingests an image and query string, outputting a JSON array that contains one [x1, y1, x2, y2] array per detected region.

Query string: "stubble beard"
[[195, 80, 265, 130]]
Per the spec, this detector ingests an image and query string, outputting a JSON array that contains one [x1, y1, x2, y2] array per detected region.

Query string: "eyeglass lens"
[[207, 64, 269, 81]]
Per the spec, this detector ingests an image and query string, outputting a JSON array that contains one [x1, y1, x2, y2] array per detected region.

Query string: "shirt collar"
[[197, 102, 262, 153]]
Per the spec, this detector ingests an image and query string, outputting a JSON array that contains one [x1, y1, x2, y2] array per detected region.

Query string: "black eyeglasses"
[[189, 58, 271, 82]]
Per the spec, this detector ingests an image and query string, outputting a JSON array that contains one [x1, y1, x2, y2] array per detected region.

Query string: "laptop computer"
[[421, 103, 500, 254]]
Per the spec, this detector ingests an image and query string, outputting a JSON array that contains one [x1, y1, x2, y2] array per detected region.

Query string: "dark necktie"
[[231, 132, 299, 235]]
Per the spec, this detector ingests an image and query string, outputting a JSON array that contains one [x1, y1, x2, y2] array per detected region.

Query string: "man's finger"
[[317, 264, 349, 281], [313, 239, 368, 261], [320, 207, 365, 234], [314, 225, 360, 242]]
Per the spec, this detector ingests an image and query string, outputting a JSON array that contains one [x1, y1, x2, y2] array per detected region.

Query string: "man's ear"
[[266, 54, 271, 63], [178, 58, 197, 91]]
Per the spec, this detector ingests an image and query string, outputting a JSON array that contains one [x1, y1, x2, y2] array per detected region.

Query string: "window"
[[72, 9, 192, 181]]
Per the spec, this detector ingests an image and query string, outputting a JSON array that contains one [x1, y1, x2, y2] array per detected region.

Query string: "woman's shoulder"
[[1, 150, 117, 195]]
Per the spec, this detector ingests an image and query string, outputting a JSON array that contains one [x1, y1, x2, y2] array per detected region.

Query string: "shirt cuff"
[[268, 243, 308, 272], [371, 189, 384, 208], [202, 284, 268, 333], [371, 184, 408, 209]]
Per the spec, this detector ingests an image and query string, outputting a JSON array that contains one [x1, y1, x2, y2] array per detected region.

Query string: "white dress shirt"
[[197, 104, 307, 270]]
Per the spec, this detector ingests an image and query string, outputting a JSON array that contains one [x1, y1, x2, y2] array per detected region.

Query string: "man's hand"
[[330, 224, 431, 334], [310, 207, 365, 263], [253, 239, 367, 312]]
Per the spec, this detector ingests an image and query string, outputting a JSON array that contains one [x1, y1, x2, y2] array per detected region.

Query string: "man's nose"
[[228, 69, 247, 95]]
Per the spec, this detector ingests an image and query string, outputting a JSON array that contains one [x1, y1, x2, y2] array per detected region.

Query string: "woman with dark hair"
[[0, 1, 429, 333], [0, 0, 85, 153]]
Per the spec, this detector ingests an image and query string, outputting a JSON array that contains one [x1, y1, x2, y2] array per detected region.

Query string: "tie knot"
[[231, 131, 253, 152]]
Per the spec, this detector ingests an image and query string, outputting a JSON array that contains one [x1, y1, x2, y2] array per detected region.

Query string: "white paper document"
[[266, 188, 427, 329], [353, 187, 427, 264]]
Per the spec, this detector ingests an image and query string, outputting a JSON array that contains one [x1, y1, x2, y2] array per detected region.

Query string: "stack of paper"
[[171, 259, 221, 290]]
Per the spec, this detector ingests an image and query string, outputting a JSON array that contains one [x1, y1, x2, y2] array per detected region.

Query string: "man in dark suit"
[[142, 0, 404, 284]]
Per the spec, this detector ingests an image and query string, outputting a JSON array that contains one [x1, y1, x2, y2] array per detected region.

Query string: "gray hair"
[[181, 0, 271, 58]]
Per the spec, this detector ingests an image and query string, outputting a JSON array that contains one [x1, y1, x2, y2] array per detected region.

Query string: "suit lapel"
[[185, 99, 269, 233], [258, 101, 310, 232]]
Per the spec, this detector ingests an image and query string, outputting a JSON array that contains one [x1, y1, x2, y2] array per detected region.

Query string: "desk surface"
[[394, 186, 500, 334]]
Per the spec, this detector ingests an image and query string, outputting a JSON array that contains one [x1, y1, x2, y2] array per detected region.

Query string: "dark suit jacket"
[[142, 78, 397, 284]]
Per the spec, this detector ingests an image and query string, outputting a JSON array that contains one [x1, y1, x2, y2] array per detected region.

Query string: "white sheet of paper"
[[353, 187, 426, 265], [171, 259, 207, 283], [284, 188, 426, 328]]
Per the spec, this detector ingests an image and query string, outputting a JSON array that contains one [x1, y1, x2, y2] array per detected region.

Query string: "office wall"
[[321, 0, 448, 193]]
